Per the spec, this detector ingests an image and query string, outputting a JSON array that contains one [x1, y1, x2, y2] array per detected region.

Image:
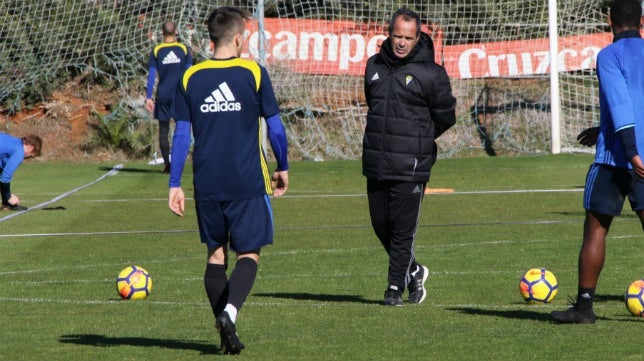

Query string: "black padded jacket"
[[362, 32, 456, 182]]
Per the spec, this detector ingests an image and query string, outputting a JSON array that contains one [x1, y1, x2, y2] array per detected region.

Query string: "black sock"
[[159, 121, 170, 165], [204, 263, 228, 318], [227, 258, 258, 311], [576, 286, 595, 311]]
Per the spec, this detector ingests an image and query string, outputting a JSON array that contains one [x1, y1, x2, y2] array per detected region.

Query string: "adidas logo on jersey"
[[162, 50, 182, 65], [200, 82, 241, 113]]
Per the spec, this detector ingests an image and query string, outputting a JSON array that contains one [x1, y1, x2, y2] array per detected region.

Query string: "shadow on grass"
[[448, 307, 619, 323], [594, 294, 625, 303], [254, 292, 382, 305], [59, 334, 218, 354], [448, 307, 553, 322]]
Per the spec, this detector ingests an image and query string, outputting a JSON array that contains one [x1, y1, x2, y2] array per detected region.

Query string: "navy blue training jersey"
[[175, 58, 281, 201], [148, 42, 192, 100]]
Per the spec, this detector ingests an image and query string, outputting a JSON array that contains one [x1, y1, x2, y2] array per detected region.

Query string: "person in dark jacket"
[[362, 7, 456, 306]]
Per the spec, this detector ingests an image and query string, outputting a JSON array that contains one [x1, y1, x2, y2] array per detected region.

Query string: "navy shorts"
[[583, 163, 644, 215], [154, 94, 174, 121], [195, 195, 274, 252]]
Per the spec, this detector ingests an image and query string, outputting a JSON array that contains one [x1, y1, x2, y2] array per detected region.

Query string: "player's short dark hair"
[[162, 21, 176, 36], [22, 134, 42, 157], [387, 7, 421, 36], [206, 6, 250, 45], [610, 0, 642, 29]]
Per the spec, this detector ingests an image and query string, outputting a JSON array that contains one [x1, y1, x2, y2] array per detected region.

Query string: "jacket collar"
[[380, 32, 435, 68], [613, 29, 641, 43]]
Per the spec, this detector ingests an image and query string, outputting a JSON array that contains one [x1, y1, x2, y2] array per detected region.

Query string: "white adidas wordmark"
[[200, 82, 241, 113]]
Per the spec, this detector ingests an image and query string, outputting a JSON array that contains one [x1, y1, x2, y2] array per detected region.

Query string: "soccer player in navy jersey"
[[145, 21, 192, 174], [0, 133, 42, 211], [167, 7, 289, 354], [551, 0, 644, 324]]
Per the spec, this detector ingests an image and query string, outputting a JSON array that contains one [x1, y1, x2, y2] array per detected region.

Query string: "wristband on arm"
[[617, 126, 638, 160]]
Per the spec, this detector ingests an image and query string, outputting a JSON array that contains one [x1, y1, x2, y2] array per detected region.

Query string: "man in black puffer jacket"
[[362, 7, 456, 306]]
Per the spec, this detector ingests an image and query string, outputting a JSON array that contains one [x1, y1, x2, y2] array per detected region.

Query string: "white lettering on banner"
[[580, 47, 602, 69], [249, 30, 377, 70], [300, 32, 339, 61], [339, 33, 366, 69], [458, 48, 485, 78], [235, 19, 612, 78], [533, 51, 550, 75], [367, 35, 387, 56], [455, 47, 603, 79]]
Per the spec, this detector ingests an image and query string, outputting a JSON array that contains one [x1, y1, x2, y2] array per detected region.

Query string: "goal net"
[[0, 0, 609, 159]]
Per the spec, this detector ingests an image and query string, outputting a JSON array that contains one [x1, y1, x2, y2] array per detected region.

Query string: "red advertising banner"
[[239, 18, 612, 79]]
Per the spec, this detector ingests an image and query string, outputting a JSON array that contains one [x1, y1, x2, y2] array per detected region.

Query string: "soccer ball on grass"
[[519, 268, 558, 303], [116, 265, 152, 300], [625, 279, 644, 317]]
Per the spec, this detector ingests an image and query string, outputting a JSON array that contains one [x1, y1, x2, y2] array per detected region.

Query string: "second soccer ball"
[[625, 279, 644, 317], [519, 268, 558, 303]]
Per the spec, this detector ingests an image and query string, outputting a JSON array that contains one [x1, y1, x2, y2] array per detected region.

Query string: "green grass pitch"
[[1, 154, 643, 360]]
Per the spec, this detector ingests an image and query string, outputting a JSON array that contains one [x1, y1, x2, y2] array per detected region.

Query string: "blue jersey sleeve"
[[266, 114, 289, 171], [169, 120, 191, 188], [169, 69, 191, 188], [597, 47, 635, 131], [0, 134, 24, 183], [185, 47, 193, 70], [146, 67, 157, 99]]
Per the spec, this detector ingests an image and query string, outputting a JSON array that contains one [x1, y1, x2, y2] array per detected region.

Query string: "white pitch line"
[[0, 164, 124, 223], [71, 188, 583, 203], [0, 229, 197, 238], [449, 188, 583, 195], [0, 296, 623, 310]]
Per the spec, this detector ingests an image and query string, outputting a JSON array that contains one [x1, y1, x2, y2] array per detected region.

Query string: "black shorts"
[[583, 163, 644, 215]]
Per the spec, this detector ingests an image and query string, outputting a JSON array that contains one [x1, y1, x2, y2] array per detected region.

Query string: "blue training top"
[[595, 30, 644, 168], [0, 132, 25, 183], [170, 57, 288, 201]]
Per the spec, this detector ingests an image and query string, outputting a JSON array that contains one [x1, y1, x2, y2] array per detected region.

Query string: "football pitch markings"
[[0, 164, 124, 223], [0, 296, 625, 311], [0, 181, 628, 308], [76, 187, 583, 202]]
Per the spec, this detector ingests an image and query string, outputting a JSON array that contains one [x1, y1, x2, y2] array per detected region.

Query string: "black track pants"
[[367, 178, 425, 290]]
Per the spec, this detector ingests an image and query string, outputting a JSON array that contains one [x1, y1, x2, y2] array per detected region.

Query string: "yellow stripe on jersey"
[[258, 118, 273, 195], [181, 58, 261, 92], [153, 42, 189, 57]]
